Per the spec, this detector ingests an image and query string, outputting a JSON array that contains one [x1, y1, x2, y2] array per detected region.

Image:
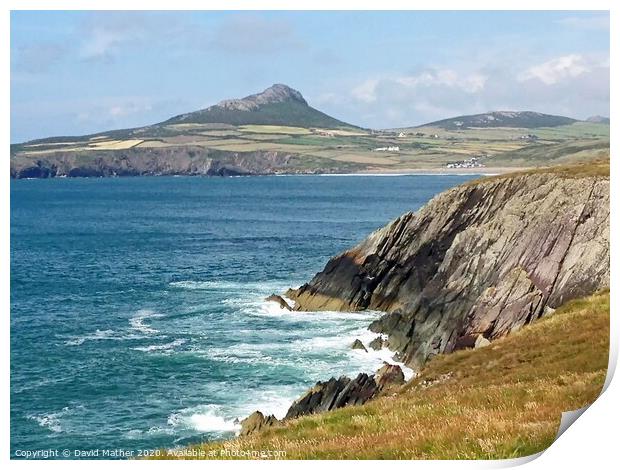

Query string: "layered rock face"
[[287, 171, 609, 369]]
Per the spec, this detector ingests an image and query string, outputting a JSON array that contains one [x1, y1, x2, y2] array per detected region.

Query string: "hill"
[[586, 115, 610, 124], [415, 111, 577, 130], [163, 84, 357, 128], [9, 86, 610, 178]]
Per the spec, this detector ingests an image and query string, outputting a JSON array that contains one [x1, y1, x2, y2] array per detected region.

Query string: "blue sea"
[[10, 174, 476, 458]]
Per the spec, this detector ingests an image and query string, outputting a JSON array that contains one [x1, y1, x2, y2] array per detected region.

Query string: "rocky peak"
[[216, 84, 307, 111]]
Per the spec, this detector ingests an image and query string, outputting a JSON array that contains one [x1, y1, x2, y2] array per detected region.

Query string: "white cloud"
[[314, 52, 608, 129], [351, 69, 487, 106], [518, 54, 590, 85]]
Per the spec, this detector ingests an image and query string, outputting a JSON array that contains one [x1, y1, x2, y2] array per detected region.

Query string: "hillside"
[[415, 111, 577, 130], [586, 115, 610, 124], [9, 85, 610, 178], [157, 290, 609, 459], [163, 84, 356, 128]]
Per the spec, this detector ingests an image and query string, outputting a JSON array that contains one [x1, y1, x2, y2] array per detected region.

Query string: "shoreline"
[[353, 166, 531, 176], [12, 166, 531, 181]]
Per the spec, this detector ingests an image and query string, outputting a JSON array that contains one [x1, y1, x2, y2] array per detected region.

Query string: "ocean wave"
[[167, 404, 241, 434], [29, 413, 63, 433], [64, 329, 144, 346], [129, 309, 165, 334], [28, 405, 85, 434], [240, 296, 380, 322], [169, 279, 291, 293], [348, 331, 416, 381], [133, 339, 187, 353]]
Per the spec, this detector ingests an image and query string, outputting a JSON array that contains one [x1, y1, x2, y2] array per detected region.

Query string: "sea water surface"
[[10, 174, 476, 457]]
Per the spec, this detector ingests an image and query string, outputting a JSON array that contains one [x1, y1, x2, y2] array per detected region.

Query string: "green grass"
[[488, 139, 610, 167], [152, 290, 609, 460], [163, 101, 357, 129]]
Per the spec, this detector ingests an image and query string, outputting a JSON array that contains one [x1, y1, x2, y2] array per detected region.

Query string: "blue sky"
[[11, 10, 609, 142]]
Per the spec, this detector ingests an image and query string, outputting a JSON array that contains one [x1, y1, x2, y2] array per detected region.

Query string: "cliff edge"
[[287, 162, 610, 369]]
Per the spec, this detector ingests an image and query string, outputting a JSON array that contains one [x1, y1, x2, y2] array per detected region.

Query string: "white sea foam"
[[170, 280, 290, 293], [133, 339, 187, 353], [168, 404, 241, 434], [30, 413, 63, 433], [28, 405, 84, 434], [148, 281, 414, 434], [64, 329, 144, 346], [129, 309, 164, 334], [238, 386, 302, 420]]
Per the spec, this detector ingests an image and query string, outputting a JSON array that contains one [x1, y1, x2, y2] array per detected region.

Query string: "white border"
[[2, 2, 616, 468]]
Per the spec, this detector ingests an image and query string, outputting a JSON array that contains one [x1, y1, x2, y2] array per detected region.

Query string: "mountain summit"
[[217, 84, 307, 111], [165, 84, 355, 128]]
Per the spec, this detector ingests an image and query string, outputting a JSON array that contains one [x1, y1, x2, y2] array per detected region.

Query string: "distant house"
[[374, 146, 400, 152], [446, 156, 485, 169], [398, 132, 406, 137]]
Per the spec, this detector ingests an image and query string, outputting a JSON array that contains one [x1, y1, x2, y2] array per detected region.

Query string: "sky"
[[10, 10, 610, 142]]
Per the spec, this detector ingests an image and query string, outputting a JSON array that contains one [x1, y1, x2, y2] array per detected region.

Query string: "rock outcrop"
[[287, 167, 610, 369], [285, 363, 405, 420], [369, 336, 386, 350], [351, 339, 367, 351], [265, 294, 292, 311], [239, 411, 279, 437], [374, 363, 405, 391], [241, 363, 406, 435]]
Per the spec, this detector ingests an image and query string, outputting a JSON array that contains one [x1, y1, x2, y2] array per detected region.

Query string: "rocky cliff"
[[287, 163, 610, 369], [9, 147, 359, 179]]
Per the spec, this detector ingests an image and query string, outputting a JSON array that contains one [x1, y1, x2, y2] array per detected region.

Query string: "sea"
[[10, 174, 476, 458]]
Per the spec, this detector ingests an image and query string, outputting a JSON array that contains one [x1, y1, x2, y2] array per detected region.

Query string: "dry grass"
[[239, 125, 312, 135], [89, 139, 143, 150], [467, 159, 610, 187], [153, 291, 609, 460]]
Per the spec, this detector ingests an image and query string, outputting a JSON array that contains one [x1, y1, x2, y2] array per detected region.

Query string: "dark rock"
[[239, 411, 279, 437], [368, 336, 386, 350], [265, 294, 292, 311], [374, 363, 405, 391], [285, 373, 378, 420], [351, 339, 367, 352]]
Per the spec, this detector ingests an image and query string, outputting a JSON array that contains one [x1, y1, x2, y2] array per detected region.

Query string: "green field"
[[11, 119, 610, 174]]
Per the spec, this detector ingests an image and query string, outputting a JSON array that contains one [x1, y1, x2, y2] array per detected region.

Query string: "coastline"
[[11, 166, 530, 180], [353, 166, 531, 176]]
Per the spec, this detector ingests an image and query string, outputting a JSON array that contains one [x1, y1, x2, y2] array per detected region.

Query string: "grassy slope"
[[488, 139, 610, 167], [410, 112, 577, 130], [466, 159, 610, 188], [156, 291, 609, 460], [11, 119, 609, 175], [163, 101, 357, 129]]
